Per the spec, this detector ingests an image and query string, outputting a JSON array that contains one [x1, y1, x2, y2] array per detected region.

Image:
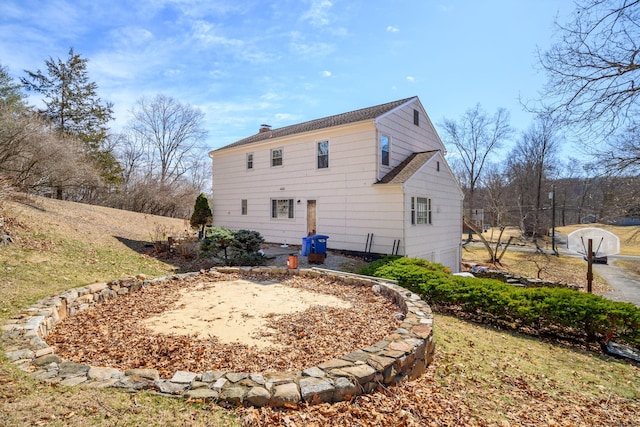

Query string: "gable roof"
[[376, 151, 438, 185], [215, 96, 418, 151]]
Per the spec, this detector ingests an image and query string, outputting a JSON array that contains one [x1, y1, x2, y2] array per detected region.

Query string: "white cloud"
[[302, 0, 333, 27], [406, 76, 415, 82], [290, 41, 335, 58], [274, 113, 300, 122], [109, 27, 154, 48], [386, 26, 399, 33], [321, 70, 332, 77], [164, 69, 182, 77], [191, 20, 244, 48]]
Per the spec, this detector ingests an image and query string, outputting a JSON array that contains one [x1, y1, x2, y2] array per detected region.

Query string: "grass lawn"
[[1, 197, 639, 426]]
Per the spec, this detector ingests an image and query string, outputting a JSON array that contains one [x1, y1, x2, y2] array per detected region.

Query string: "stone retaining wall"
[[473, 269, 581, 290], [2, 266, 435, 407]]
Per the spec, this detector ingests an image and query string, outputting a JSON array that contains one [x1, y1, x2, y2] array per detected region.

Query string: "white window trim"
[[411, 196, 432, 225], [271, 148, 283, 167], [317, 140, 329, 169], [271, 198, 294, 219], [246, 153, 254, 170], [380, 134, 390, 166]]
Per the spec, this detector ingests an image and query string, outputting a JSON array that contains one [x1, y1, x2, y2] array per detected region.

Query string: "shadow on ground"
[[114, 236, 219, 273]]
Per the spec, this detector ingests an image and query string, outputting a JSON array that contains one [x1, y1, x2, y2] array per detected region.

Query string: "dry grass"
[[1, 197, 639, 426], [0, 195, 239, 426], [465, 224, 640, 293], [476, 224, 640, 256], [0, 363, 238, 427], [461, 246, 611, 293], [0, 196, 191, 321], [557, 223, 640, 256]]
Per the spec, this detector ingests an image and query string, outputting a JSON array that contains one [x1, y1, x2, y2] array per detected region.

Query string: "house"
[[208, 96, 464, 272]]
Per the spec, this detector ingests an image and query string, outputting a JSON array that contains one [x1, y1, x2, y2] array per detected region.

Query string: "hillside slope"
[[0, 195, 189, 320]]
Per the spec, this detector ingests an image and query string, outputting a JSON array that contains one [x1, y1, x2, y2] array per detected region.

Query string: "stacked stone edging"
[[2, 266, 435, 407], [473, 269, 581, 290]]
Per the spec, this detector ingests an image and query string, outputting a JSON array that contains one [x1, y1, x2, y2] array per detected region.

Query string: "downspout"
[[208, 151, 215, 224], [373, 120, 381, 182], [402, 182, 407, 257]]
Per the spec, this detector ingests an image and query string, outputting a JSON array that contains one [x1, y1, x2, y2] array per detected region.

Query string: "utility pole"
[[587, 238, 593, 293], [549, 185, 557, 255]]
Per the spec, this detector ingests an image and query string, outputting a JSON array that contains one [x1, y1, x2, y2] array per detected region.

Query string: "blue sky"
[[0, 0, 576, 153]]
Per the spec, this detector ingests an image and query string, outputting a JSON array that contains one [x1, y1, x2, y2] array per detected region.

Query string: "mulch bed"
[[46, 271, 399, 378]]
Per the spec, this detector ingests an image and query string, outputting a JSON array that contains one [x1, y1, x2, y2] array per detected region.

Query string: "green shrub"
[[190, 193, 213, 234], [360, 257, 640, 346], [200, 227, 265, 266], [230, 229, 265, 266]]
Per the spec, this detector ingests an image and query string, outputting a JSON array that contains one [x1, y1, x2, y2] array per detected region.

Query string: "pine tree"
[[190, 193, 213, 234], [22, 48, 121, 189], [0, 64, 27, 110]]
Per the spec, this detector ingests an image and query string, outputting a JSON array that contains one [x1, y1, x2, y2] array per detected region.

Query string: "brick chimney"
[[259, 124, 272, 133]]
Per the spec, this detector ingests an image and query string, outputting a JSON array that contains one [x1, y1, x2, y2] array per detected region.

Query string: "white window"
[[411, 197, 432, 225], [241, 199, 247, 215], [380, 135, 390, 166], [271, 199, 294, 219], [271, 148, 283, 167], [247, 153, 254, 169], [317, 141, 329, 169]]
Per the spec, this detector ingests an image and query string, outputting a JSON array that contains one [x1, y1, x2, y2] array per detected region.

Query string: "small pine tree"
[[190, 193, 213, 234]]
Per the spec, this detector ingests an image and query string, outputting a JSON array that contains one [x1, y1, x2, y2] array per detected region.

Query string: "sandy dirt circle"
[[143, 279, 352, 348]]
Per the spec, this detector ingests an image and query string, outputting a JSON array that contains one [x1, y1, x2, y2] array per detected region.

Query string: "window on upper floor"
[[411, 196, 432, 225], [241, 199, 247, 215], [247, 153, 254, 169], [414, 109, 419, 126], [380, 134, 390, 166], [271, 148, 283, 167], [317, 140, 329, 169], [271, 199, 294, 219]]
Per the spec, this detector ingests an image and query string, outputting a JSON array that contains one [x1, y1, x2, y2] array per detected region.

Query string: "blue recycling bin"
[[310, 234, 329, 254], [301, 237, 312, 256]]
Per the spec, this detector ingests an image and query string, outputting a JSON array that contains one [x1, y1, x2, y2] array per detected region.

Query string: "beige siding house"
[[208, 97, 464, 271]]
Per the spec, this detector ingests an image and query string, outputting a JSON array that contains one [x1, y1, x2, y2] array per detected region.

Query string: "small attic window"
[[413, 109, 419, 126], [437, 161, 440, 171]]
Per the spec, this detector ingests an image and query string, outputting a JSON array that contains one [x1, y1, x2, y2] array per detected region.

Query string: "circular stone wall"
[[2, 266, 435, 407]]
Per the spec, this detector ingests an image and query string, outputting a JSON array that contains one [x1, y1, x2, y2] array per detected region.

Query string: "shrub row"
[[361, 257, 640, 347]]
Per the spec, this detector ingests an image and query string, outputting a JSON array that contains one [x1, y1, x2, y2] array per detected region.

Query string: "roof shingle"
[[215, 96, 417, 151], [376, 151, 438, 185]]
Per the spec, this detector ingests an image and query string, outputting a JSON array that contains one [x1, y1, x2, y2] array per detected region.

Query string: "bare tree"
[[110, 132, 147, 189], [507, 114, 561, 242], [440, 104, 513, 240], [0, 105, 101, 196], [483, 163, 510, 229], [600, 125, 640, 174], [539, 0, 640, 137], [129, 94, 207, 185]]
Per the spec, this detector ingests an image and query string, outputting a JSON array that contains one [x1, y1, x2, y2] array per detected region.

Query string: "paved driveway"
[[593, 258, 640, 307]]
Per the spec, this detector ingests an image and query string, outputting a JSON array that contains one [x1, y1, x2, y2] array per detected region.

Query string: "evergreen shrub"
[[361, 257, 640, 346]]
